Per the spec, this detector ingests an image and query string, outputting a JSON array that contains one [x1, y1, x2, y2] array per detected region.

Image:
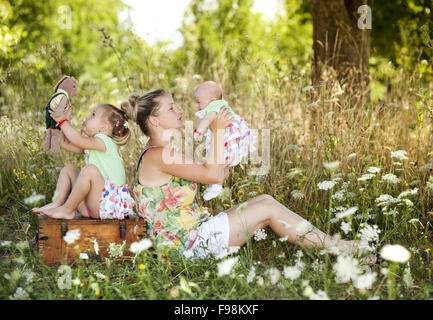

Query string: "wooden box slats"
[[37, 214, 147, 265]]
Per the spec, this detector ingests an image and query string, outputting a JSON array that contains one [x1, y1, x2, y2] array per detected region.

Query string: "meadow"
[[1, 45, 433, 300]]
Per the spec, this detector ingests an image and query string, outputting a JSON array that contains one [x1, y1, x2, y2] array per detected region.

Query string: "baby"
[[193, 81, 256, 200]]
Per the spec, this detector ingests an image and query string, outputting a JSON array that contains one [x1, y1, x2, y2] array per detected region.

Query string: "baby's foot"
[[32, 201, 62, 213], [41, 205, 76, 220], [203, 185, 223, 201]]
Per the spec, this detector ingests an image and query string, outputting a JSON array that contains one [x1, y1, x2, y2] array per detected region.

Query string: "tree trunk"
[[310, 0, 372, 103]]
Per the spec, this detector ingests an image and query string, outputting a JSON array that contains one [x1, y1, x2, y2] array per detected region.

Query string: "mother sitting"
[[122, 89, 369, 260]]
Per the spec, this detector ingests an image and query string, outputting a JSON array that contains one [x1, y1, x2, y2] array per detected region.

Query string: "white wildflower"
[[14, 257, 25, 264], [256, 276, 264, 286], [246, 266, 256, 284], [1, 241, 12, 247], [265, 268, 281, 285], [309, 290, 330, 300], [22, 269, 34, 285], [254, 228, 267, 241], [383, 208, 398, 216], [108, 241, 126, 258], [279, 236, 288, 242], [94, 272, 106, 280], [23, 192, 45, 205], [340, 221, 352, 234], [333, 255, 361, 283], [283, 266, 302, 280], [216, 246, 240, 260], [317, 180, 337, 190], [401, 198, 414, 208], [367, 166, 381, 173], [323, 161, 340, 171], [403, 264, 414, 288], [335, 206, 359, 219], [398, 188, 418, 199], [379, 244, 411, 263], [331, 190, 346, 201], [90, 282, 99, 292], [393, 161, 402, 166], [291, 190, 305, 200], [302, 85, 314, 92], [183, 249, 194, 259], [79, 253, 89, 260], [357, 173, 376, 181], [10, 287, 29, 300], [16, 240, 29, 250], [63, 229, 80, 245], [390, 150, 408, 161], [72, 278, 81, 286], [353, 271, 377, 290], [93, 238, 99, 255], [129, 239, 152, 254], [382, 173, 401, 184], [357, 223, 381, 243], [347, 153, 357, 159], [217, 257, 239, 277], [375, 194, 401, 207]]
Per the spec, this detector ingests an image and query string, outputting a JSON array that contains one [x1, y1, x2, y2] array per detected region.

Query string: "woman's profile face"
[[153, 94, 183, 130]]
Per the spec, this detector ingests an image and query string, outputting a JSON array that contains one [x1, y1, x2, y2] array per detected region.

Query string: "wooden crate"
[[36, 213, 147, 265]]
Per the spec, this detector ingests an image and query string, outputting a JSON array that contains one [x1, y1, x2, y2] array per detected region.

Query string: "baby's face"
[[194, 89, 214, 110]]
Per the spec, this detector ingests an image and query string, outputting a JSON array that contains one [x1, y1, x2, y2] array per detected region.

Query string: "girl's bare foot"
[[32, 201, 62, 213], [41, 205, 76, 220]]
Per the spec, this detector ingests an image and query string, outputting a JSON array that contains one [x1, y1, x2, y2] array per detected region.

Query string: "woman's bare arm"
[[147, 108, 232, 184]]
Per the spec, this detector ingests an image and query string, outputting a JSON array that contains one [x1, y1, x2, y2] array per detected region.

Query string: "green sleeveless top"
[[133, 146, 210, 254]]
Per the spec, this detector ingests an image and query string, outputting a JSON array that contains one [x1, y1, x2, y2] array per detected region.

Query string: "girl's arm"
[[150, 108, 232, 185], [60, 133, 84, 154], [50, 110, 106, 152]]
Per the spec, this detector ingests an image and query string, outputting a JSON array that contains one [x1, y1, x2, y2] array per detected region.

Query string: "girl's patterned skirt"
[[99, 178, 135, 220]]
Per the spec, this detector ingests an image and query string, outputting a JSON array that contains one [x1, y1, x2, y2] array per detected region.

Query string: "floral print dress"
[[133, 146, 210, 254]]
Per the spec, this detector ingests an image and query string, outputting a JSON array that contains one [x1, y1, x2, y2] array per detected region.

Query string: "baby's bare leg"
[[32, 164, 79, 213], [42, 165, 104, 219]]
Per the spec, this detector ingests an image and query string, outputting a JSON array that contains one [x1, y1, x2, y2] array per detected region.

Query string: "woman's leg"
[[32, 164, 79, 213], [41, 164, 104, 219], [225, 194, 367, 256]]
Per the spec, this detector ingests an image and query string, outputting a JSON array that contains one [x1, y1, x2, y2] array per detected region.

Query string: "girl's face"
[[151, 94, 183, 130], [82, 106, 110, 136]]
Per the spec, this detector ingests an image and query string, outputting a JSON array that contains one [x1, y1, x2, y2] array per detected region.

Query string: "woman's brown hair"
[[121, 89, 168, 137]]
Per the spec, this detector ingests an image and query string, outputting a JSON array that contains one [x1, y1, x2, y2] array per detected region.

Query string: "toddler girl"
[[32, 103, 135, 220], [193, 81, 256, 200]]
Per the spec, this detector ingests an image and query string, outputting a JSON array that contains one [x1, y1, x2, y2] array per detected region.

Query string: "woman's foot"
[[41, 205, 76, 219], [32, 201, 62, 213]]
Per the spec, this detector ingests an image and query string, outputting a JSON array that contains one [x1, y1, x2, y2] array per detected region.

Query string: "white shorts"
[[188, 212, 230, 260]]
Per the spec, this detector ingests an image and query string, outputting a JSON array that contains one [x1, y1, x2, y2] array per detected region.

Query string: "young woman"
[[123, 89, 371, 261]]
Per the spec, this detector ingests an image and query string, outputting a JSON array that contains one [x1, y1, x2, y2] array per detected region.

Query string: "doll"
[[44, 76, 77, 153]]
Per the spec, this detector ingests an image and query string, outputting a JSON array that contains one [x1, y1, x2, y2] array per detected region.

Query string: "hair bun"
[[120, 93, 140, 123]]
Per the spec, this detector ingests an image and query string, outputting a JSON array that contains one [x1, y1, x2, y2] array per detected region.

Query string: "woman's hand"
[[209, 107, 232, 133]]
